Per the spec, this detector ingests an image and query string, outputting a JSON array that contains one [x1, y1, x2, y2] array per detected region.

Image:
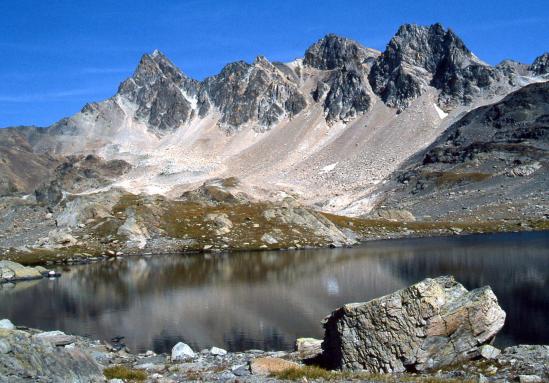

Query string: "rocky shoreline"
[[1, 277, 547, 382]]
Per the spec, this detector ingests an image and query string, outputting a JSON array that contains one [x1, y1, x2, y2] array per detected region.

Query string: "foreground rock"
[[0, 260, 57, 283], [322, 275, 506, 372], [0, 327, 103, 382]]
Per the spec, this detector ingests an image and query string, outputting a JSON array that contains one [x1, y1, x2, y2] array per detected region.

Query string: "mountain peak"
[[531, 52, 549, 76], [369, 22, 498, 110], [303, 33, 378, 70]]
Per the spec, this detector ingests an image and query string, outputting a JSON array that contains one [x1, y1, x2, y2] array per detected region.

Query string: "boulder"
[[210, 346, 227, 356], [0, 261, 43, 282], [322, 276, 506, 372], [0, 328, 103, 382], [479, 344, 501, 360], [0, 320, 15, 330], [375, 208, 416, 222], [295, 337, 323, 360], [171, 342, 195, 361]]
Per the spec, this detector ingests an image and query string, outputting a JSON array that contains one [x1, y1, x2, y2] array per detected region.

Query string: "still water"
[[0, 232, 547, 353]]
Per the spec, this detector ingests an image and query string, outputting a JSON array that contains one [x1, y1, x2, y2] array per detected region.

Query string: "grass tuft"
[[104, 365, 147, 382]]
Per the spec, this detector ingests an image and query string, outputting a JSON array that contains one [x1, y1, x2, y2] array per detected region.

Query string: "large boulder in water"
[[322, 276, 506, 372]]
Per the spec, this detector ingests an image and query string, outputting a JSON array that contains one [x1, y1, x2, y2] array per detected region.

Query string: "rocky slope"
[[0, 23, 548, 257], [376, 81, 549, 222]]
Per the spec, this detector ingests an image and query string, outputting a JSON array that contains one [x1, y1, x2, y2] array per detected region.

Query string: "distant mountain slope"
[[0, 23, 547, 218], [377, 81, 549, 221]]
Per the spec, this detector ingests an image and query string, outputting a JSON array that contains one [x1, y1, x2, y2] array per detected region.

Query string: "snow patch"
[[434, 103, 448, 119], [320, 162, 338, 174]]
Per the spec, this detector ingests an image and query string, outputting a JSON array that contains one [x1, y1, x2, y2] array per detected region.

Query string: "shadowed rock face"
[[304, 34, 378, 70], [322, 276, 506, 373], [118, 50, 201, 131], [530, 52, 549, 76], [204, 56, 307, 132], [423, 81, 549, 165], [369, 23, 500, 110], [313, 68, 372, 122]]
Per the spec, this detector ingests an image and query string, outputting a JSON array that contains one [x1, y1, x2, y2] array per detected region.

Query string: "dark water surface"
[[0, 232, 547, 353]]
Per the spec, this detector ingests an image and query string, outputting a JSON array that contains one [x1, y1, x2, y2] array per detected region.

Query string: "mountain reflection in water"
[[0, 231, 547, 353]]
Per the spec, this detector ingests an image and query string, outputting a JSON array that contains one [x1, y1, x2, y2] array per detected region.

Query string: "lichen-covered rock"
[[0, 261, 43, 282], [322, 276, 506, 372], [0, 328, 103, 382], [295, 338, 323, 360]]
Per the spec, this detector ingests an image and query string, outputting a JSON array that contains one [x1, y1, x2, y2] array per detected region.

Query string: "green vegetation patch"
[[104, 365, 147, 382], [272, 365, 475, 382]]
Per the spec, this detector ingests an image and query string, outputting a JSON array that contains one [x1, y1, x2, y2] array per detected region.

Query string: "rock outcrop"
[[118, 50, 202, 132], [322, 276, 506, 372], [204, 56, 307, 132], [369, 23, 501, 111], [530, 52, 549, 76], [0, 260, 54, 283], [0, 327, 103, 382]]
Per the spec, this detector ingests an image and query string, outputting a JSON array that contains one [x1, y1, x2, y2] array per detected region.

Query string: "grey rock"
[[303, 34, 379, 70], [479, 344, 501, 360], [313, 67, 372, 122], [204, 56, 306, 132], [171, 342, 195, 360], [369, 23, 501, 111], [530, 52, 549, 76], [519, 375, 542, 383], [118, 50, 200, 132], [0, 340, 11, 354], [322, 276, 506, 372], [210, 346, 227, 356], [35, 180, 63, 206], [497, 345, 549, 378], [295, 337, 323, 360], [0, 328, 103, 382], [0, 320, 14, 330], [232, 364, 251, 377], [33, 331, 76, 346]]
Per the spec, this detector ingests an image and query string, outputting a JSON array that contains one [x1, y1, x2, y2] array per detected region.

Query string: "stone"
[[260, 233, 279, 245], [0, 261, 42, 281], [33, 331, 76, 346], [210, 346, 227, 356], [0, 320, 15, 330], [376, 209, 416, 222], [0, 340, 11, 354], [479, 344, 501, 360], [295, 338, 323, 360], [171, 342, 195, 361], [232, 364, 251, 377], [205, 213, 233, 235], [518, 375, 542, 383], [0, 328, 103, 381], [249, 357, 299, 376], [322, 276, 506, 372]]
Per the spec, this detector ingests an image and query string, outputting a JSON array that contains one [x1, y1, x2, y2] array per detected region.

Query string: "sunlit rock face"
[[322, 276, 506, 372]]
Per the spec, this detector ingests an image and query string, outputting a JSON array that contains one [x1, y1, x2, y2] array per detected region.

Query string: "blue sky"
[[1, 0, 547, 127]]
